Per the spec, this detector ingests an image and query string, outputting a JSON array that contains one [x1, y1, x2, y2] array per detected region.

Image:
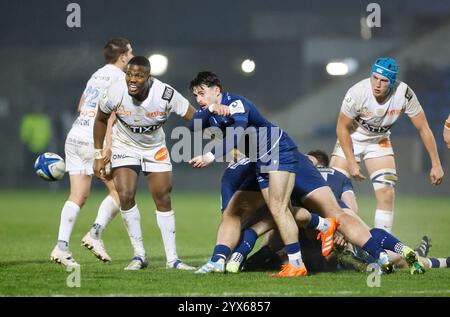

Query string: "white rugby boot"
[[81, 232, 112, 262], [50, 245, 80, 268]]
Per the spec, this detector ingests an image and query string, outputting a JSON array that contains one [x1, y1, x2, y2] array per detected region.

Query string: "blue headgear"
[[371, 57, 398, 88]]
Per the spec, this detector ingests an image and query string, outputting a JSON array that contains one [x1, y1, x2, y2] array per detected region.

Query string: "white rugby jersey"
[[340, 78, 422, 141], [70, 64, 125, 139], [99, 78, 189, 149]]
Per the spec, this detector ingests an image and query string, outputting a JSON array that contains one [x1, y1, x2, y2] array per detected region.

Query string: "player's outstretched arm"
[[182, 104, 196, 121], [336, 112, 366, 181], [93, 109, 111, 179], [104, 111, 116, 164], [409, 111, 444, 186]]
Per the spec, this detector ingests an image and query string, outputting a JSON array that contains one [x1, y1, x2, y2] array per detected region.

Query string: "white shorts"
[[65, 133, 94, 175], [332, 135, 394, 163], [111, 141, 172, 173]]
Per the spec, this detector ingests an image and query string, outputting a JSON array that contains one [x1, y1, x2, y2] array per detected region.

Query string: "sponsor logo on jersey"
[[386, 109, 402, 116], [145, 111, 166, 118], [360, 106, 373, 117], [405, 88, 413, 102], [74, 118, 91, 127], [79, 110, 96, 117], [356, 117, 392, 133], [118, 117, 161, 134], [112, 154, 129, 160], [116, 106, 132, 116], [162, 87, 174, 102], [378, 138, 392, 148], [154, 147, 169, 161]]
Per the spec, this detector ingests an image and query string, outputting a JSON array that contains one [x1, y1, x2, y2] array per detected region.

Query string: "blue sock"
[[210, 244, 231, 262], [307, 213, 319, 229], [362, 237, 385, 259], [429, 258, 440, 268], [370, 228, 404, 254], [285, 242, 303, 268], [234, 228, 258, 258]]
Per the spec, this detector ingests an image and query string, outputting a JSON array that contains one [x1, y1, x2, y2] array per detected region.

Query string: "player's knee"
[[370, 168, 397, 191], [117, 190, 135, 210], [68, 192, 89, 208], [375, 186, 395, 204], [152, 191, 171, 210]]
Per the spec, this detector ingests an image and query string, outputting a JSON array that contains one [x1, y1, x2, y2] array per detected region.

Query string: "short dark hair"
[[307, 149, 330, 167], [103, 38, 130, 64], [128, 56, 151, 70], [189, 71, 223, 92]]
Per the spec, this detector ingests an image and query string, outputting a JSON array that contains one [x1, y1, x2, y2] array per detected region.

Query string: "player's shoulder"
[[347, 78, 370, 97], [92, 64, 125, 81], [393, 80, 414, 99], [222, 92, 252, 114], [104, 78, 127, 103], [151, 78, 179, 102]]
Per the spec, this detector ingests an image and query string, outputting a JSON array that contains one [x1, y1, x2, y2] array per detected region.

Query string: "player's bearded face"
[[192, 85, 220, 109], [126, 64, 150, 96], [370, 73, 390, 99]]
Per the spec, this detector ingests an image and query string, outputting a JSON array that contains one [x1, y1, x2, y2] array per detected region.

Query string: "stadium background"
[[0, 0, 449, 196], [0, 0, 449, 298]]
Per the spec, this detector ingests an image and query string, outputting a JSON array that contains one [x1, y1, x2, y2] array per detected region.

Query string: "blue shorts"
[[257, 151, 329, 206], [220, 158, 258, 211], [256, 132, 299, 174]]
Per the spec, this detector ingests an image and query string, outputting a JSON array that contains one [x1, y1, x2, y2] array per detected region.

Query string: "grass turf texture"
[[0, 190, 449, 297]]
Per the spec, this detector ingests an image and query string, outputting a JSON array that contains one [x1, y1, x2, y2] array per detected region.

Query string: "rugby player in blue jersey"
[[187, 71, 394, 276]]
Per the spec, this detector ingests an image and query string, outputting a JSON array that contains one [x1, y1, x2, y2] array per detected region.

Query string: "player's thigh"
[[302, 186, 342, 218], [329, 155, 350, 172], [112, 167, 139, 198], [68, 174, 92, 205], [364, 155, 396, 175], [102, 178, 120, 203], [146, 171, 172, 197], [226, 191, 265, 218], [267, 171, 295, 205]]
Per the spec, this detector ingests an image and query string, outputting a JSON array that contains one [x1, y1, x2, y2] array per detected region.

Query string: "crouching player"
[[233, 150, 425, 275]]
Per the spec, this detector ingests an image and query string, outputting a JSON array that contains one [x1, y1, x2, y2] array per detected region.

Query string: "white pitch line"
[[49, 289, 449, 297]]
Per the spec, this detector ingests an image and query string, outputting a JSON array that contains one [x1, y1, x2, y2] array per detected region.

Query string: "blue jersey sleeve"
[[342, 175, 354, 193], [188, 109, 213, 131], [210, 99, 250, 159], [211, 121, 247, 159]]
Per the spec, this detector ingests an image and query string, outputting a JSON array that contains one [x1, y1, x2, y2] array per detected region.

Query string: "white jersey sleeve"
[[403, 85, 423, 117], [164, 85, 189, 117], [341, 91, 358, 119], [340, 81, 366, 119], [99, 80, 125, 114]]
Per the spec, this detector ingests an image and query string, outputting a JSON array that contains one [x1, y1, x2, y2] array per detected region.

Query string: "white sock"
[[287, 251, 303, 268], [156, 210, 178, 263], [121, 205, 146, 257], [317, 217, 330, 234], [57, 201, 81, 249], [90, 195, 120, 239], [374, 209, 394, 233]]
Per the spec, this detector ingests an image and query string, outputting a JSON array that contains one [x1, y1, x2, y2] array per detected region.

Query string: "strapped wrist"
[[204, 152, 215, 163], [93, 149, 103, 160]]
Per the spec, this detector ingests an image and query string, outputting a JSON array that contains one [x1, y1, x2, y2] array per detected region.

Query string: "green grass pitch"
[[0, 190, 449, 297]]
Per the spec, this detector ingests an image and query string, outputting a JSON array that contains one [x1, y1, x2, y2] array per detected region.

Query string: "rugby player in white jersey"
[[330, 57, 444, 233], [93, 56, 198, 270], [50, 38, 133, 267]]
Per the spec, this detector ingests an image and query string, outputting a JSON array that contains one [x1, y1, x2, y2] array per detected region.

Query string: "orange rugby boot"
[[316, 217, 339, 256], [269, 263, 308, 277]]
